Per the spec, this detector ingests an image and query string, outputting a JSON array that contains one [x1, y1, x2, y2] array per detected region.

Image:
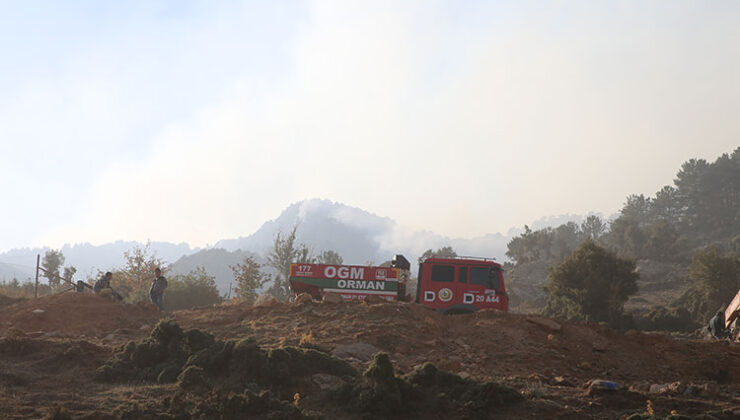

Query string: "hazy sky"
[[1, 1, 738, 252]]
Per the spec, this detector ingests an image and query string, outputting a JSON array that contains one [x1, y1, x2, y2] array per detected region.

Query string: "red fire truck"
[[289, 254, 507, 313]]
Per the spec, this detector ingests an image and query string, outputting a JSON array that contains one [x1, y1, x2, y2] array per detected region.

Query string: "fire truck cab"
[[416, 256, 508, 313]]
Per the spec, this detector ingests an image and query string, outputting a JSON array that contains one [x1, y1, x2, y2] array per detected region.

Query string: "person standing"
[[150, 267, 168, 311], [709, 310, 727, 339]]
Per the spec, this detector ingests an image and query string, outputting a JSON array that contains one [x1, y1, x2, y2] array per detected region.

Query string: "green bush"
[[544, 241, 639, 328], [635, 305, 697, 332], [164, 267, 222, 311], [672, 246, 740, 325]]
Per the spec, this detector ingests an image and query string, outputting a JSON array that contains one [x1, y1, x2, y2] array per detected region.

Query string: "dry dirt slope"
[[0, 293, 738, 419]]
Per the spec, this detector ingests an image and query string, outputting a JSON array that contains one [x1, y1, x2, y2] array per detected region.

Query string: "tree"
[[581, 215, 606, 241], [63, 266, 77, 283], [266, 226, 312, 301], [418, 246, 457, 264], [505, 226, 534, 264], [118, 243, 168, 302], [316, 250, 344, 265], [544, 241, 639, 327], [41, 250, 65, 286], [506, 226, 558, 264], [606, 218, 646, 258], [644, 221, 680, 260], [650, 185, 681, 225], [674, 246, 740, 323], [551, 222, 582, 261], [673, 158, 710, 231], [230, 256, 267, 304], [165, 267, 222, 310], [620, 194, 652, 224]]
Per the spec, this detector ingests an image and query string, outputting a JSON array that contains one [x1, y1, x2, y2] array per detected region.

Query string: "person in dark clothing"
[[149, 268, 168, 311], [709, 310, 727, 339], [94, 272, 113, 293]]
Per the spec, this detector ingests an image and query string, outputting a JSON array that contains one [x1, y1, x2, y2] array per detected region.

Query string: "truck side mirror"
[[489, 267, 501, 290]]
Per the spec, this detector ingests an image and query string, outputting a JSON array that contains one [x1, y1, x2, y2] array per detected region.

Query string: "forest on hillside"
[[506, 147, 740, 332]]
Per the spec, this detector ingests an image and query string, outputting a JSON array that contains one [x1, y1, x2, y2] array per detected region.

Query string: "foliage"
[[672, 246, 740, 324], [418, 246, 457, 264], [506, 218, 606, 265], [62, 266, 77, 284], [634, 305, 697, 332], [41, 250, 65, 286], [606, 218, 645, 258], [508, 148, 740, 266], [316, 250, 344, 265], [113, 243, 169, 303], [229, 256, 267, 304], [0, 279, 52, 299], [581, 215, 607, 241], [164, 267, 222, 311], [265, 225, 312, 301], [544, 241, 639, 328], [606, 148, 740, 259]]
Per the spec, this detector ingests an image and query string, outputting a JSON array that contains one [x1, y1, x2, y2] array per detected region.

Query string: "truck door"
[[457, 265, 471, 308], [466, 265, 504, 310], [421, 264, 456, 310]]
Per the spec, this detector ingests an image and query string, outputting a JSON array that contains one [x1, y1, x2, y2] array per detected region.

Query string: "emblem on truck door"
[[438, 288, 453, 302]]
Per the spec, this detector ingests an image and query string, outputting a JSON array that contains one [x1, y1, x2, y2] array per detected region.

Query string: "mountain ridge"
[[0, 199, 589, 292]]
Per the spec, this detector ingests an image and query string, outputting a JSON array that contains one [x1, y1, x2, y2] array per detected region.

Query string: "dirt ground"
[[1, 293, 739, 419]]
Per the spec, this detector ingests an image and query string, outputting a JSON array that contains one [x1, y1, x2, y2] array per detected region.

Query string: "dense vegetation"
[[544, 241, 639, 328], [164, 267, 222, 311], [508, 147, 740, 265], [508, 148, 740, 330]]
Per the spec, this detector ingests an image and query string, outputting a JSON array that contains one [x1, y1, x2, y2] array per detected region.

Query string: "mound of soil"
[[0, 293, 25, 310], [175, 299, 740, 386], [1, 297, 739, 419], [96, 319, 519, 419], [98, 319, 357, 391], [334, 353, 522, 418], [0, 334, 111, 419], [0, 292, 162, 336]]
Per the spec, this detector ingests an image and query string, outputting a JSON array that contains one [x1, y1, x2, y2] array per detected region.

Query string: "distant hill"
[[215, 198, 513, 266], [1, 198, 593, 294], [0, 241, 197, 283], [214, 199, 395, 263]]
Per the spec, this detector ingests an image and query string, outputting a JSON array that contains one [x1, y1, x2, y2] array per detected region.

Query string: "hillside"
[[504, 148, 740, 328], [0, 293, 738, 419], [507, 259, 692, 317], [214, 198, 513, 265]]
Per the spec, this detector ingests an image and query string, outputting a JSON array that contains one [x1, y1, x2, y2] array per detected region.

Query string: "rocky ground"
[[0, 292, 739, 419]]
